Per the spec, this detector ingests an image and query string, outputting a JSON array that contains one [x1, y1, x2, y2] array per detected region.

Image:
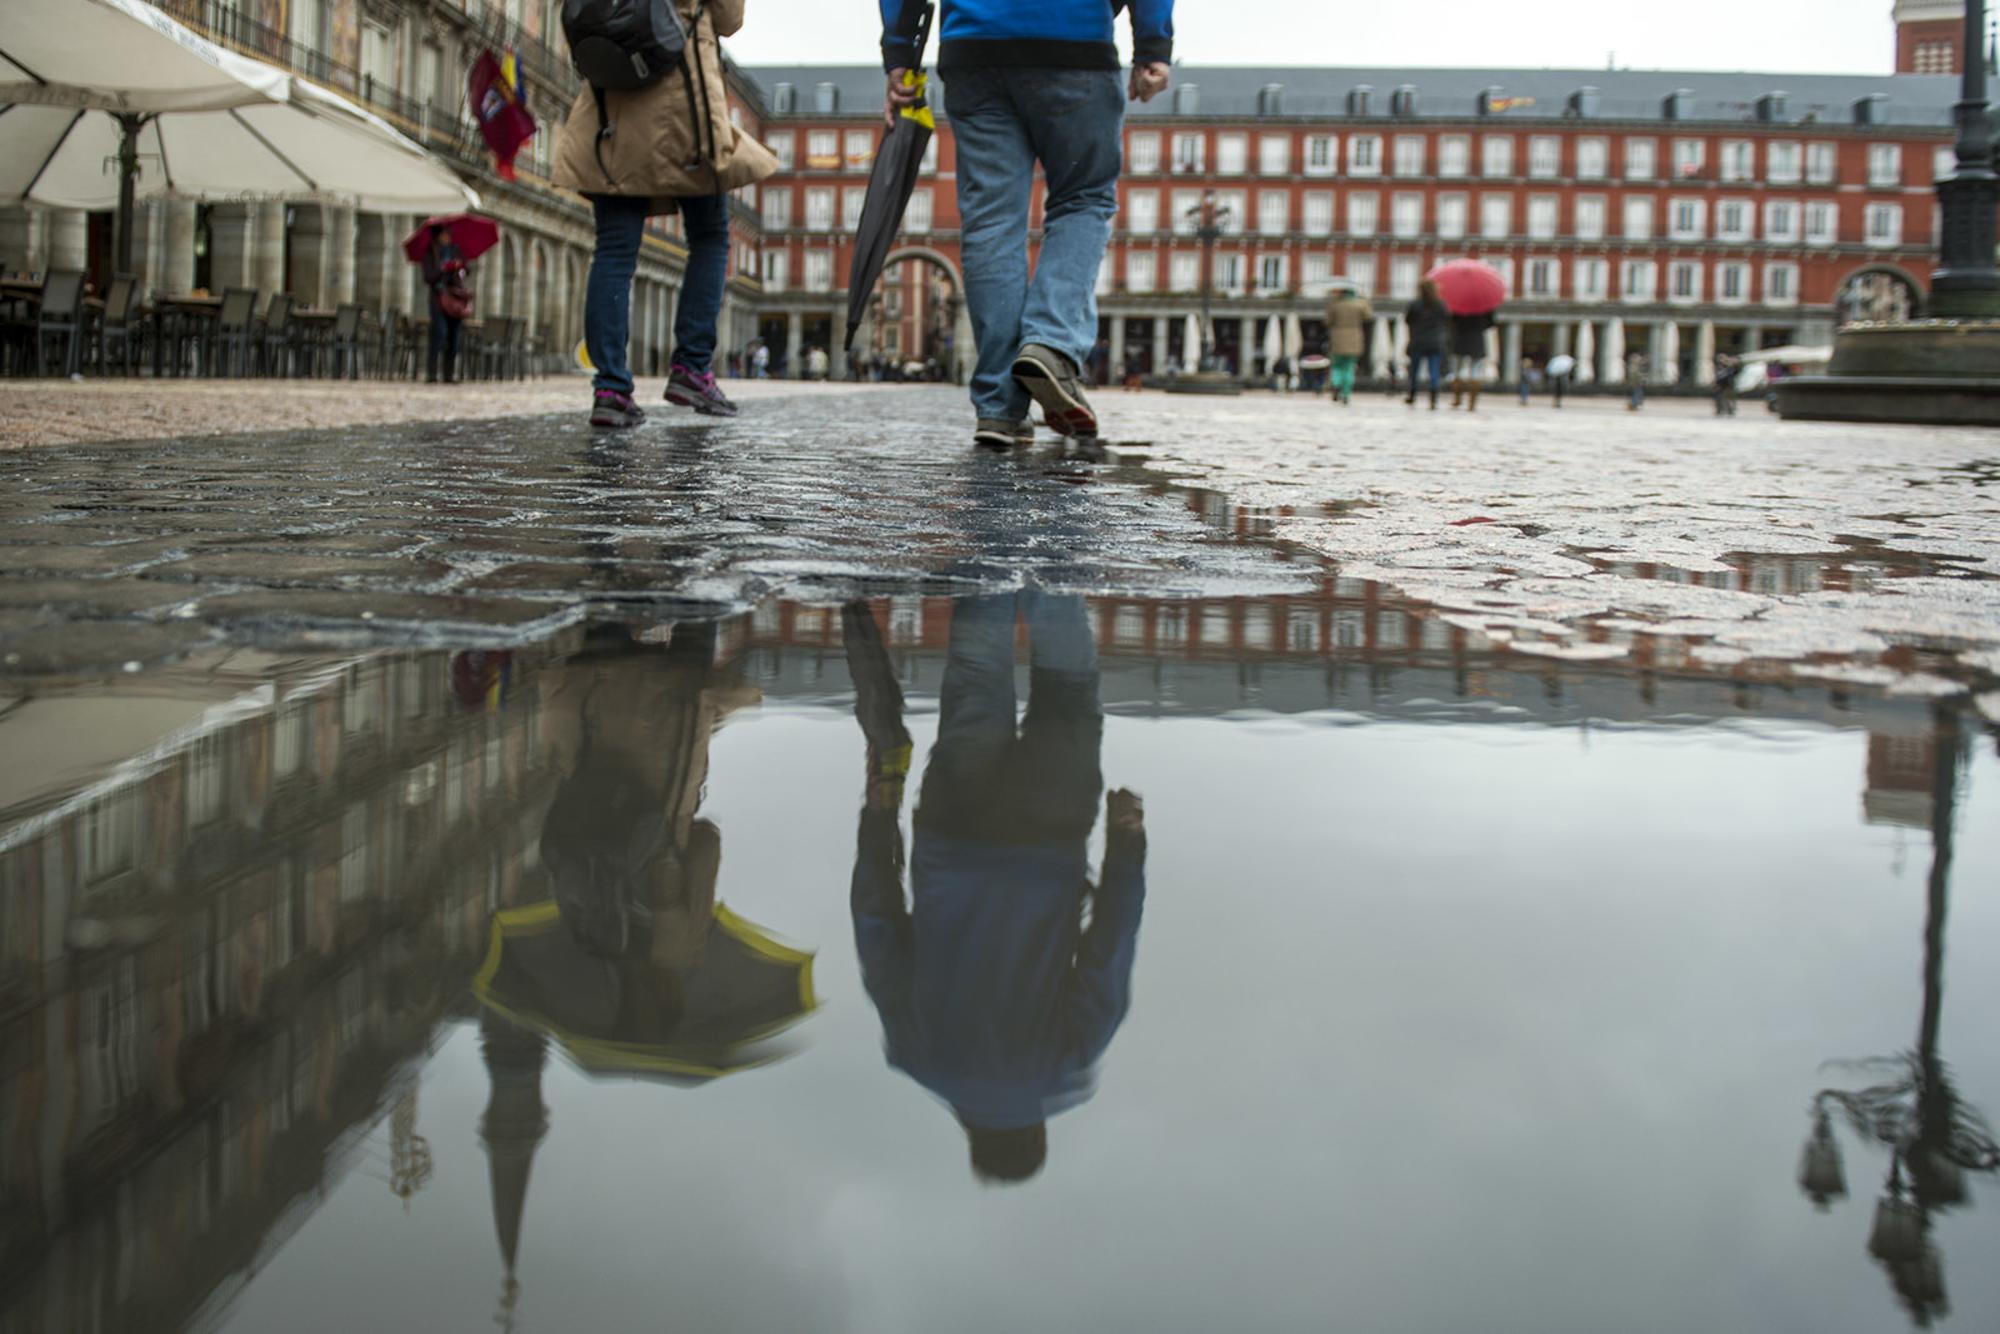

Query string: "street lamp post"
[[1185, 189, 1232, 371], [1931, 0, 2000, 317]]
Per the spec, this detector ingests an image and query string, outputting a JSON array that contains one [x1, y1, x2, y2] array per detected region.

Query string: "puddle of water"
[[1, 591, 1997, 1334]]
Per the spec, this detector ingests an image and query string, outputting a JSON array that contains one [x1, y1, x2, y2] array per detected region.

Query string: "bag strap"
[[592, 83, 613, 183]]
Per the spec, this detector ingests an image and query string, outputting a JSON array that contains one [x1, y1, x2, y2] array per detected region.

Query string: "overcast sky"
[[724, 0, 1898, 75]]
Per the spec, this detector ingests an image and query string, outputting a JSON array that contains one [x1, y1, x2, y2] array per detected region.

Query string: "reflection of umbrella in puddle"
[[473, 900, 816, 1082]]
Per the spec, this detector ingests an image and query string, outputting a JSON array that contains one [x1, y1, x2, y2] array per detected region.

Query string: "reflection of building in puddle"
[[0, 649, 567, 1333]]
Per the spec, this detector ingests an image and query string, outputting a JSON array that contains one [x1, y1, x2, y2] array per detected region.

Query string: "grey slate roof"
[[741, 64, 1963, 128]]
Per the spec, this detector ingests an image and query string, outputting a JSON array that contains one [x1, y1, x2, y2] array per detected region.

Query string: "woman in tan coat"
[[553, 0, 777, 427], [1324, 287, 1372, 405]]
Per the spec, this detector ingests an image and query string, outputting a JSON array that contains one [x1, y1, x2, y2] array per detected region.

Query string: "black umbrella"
[[845, 1, 936, 351]]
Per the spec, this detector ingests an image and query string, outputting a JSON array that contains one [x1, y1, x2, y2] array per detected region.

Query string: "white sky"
[[724, 0, 1897, 75]]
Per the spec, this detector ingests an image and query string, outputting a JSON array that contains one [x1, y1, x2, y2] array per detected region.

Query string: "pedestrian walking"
[[1325, 286, 1371, 406], [752, 339, 771, 378], [555, 0, 778, 429], [807, 344, 830, 381], [1403, 280, 1450, 409], [1517, 356, 1537, 406], [1712, 352, 1739, 416], [1626, 352, 1648, 410], [420, 225, 470, 384], [1545, 353, 1574, 409], [884, 0, 1174, 448], [1448, 308, 1495, 411]]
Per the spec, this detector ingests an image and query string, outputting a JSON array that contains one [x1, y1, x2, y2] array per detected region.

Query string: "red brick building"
[[1895, 0, 1971, 74]]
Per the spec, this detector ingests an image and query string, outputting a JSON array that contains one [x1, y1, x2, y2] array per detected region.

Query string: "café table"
[[149, 293, 223, 377]]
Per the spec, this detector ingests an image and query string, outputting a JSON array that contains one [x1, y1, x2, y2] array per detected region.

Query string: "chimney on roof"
[[1257, 84, 1285, 116], [1477, 86, 1506, 116], [1754, 91, 1788, 122], [1567, 86, 1601, 118], [813, 82, 839, 114], [771, 82, 795, 114], [1390, 85, 1419, 118], [1852, 93, 1889, 125], [1172, 82, 1199, 114], [1662, 88, 1694, 120], [1346, 84, 1372, 117]]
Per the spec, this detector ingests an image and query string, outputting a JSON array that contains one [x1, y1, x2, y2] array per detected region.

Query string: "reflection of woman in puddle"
[[845, 590, 1148, 1185]]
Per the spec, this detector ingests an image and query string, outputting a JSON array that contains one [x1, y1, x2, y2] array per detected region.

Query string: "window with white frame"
[[1217, 133, 1249, 174], [1574, 257, 1608, 302], [1480, 193, 1513, 239], [922, 136, 938, 173], [1672, 138, 1706, 178], [845, 130, 875, 172], [1389, 254, 1421, 299], [762, 185, 792, 230], [1127, 189, 1159, 235], [1173, 132, 1205, 173], [1527, 194, 1559, 240], [1302, 191, 1334, 236], [1806, 142, 1837, 184], [1529, 136, 1561, 178], [1258, 190, 1290, 235], [1300, 252, 1333, 293], [1487, 256, 1515, 294], [806, 130, 837, 168], [1717, 261, 1748, 303], [1215, 253, 1245, 293], [1715, 198, 1751, 242], [1437, 193, 1469, 239], [1526, 256, 1559, 298], [762, 250, 788, 291], [1125, 250, 1156, 293], [1169, 251, 1200, 292], [1764, 261, 1799, 305], [1346, 254, 1377, 297], [803, 250, 832, 291], [1394, 135, 1427, 177], [1574, 194, 1607, 241], [1129, 131, 1161, 173], [1622, 195, 1654, 240], [1347, 191, 1380, 236], [1934, 145, 1957, 182], [1439, 135, 1471, 177], [767, 132, 795, 171], [1865, 202, 1903, 246], [804, 187, 834, 231], [1621, 259, 1657, 302], [1668, 260, 1702, 303], [1764, 199, 1800, 242], [1719, 140, 1754, 182], [1867, 144, 1903, 187], [1349, 134, 1382, 176], [1576, 137, 1609, 180], [1304, 134, 1337, 175], [1804, 200, 1838, 246], [1669, 198, 1706, 240], [1171, 189, 1202, 234], [1766, 141, 1801, 184], [1483, 135, 1515, 178], [1391, 192, 1424, 238], [1258, 254, 1287, 292], [1259, 133, 1291, 175], [1096, 260, 1112, 298], [842, 186, 866, 230], [1216, 190, 1247, 234], [1624, 137, 1657, 180], [904, 188, 932, 234]]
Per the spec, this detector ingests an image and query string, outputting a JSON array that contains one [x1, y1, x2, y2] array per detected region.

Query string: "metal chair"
[[326, 303, 365, 379], [34, 269, 87, 376], [256, 292, 294, 376], [94, 274, 141, 376], [211, 286, 260, 376]]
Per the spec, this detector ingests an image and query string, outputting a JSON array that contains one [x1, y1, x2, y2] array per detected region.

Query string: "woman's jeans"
[[585, 193, 731, 395], [427, 305, 461, 382], [1408, 352, 1444, 399]]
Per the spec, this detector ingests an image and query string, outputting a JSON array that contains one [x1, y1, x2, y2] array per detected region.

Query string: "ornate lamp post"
[[1931, 0, 2000, 317], [1186, 189, 1232, 371]]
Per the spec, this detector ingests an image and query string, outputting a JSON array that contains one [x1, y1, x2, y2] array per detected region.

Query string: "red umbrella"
[[403, 213, 500, 265], [1425, 259, 1508, 315]]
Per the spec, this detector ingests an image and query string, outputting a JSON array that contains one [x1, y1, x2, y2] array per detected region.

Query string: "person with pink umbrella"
[[406, 213, 499, 385], [1427, 259, 1506, 412]]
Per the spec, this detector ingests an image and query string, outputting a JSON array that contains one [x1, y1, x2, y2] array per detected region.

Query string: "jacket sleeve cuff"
[[1133, 38, 1173, 65], [881, 38, 919, 71]]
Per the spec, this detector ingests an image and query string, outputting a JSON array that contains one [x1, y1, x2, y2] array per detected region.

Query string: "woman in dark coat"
[[422, 225, 468, 384], [1403, 280, 1451, 410], [1449, 308, 1497, 411]]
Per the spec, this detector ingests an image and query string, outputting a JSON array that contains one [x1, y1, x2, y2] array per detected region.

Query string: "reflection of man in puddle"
[[845, 591, 1147, 1184]]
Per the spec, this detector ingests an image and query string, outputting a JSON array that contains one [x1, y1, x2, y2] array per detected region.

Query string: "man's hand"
[[1107, 789, 1145, 835], [1128, 62, 1170, 104], [885, 68, 920, 126]]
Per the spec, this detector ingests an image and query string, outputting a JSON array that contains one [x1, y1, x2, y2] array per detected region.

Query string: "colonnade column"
[[1151, 319, 1169, 376], [47, 209, 88, 273], [208, 203, 257, 290], [786, 309, 804, 377], [1108, 313, 1126, 376], [255, 200, 287, 298], [161, 196, 197, 295], [1500, 320, 1523, 383], [327, 204, 357, 306], [1694, 321, 1717, 387], [0, 206, 47, 275]]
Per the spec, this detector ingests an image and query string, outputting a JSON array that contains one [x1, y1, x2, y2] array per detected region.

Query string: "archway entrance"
[[858, 247, 966, 382], [1836, 266, 1922, 325]]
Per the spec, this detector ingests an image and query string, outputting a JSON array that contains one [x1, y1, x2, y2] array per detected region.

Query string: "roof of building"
[[741, 64, 1964, 128]]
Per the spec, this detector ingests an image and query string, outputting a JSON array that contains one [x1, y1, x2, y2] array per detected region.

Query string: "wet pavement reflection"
[[1, 586, 1998, 1333]]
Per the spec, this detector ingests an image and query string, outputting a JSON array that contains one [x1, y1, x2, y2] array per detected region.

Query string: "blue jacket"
[[880, 0, 1174, 73]]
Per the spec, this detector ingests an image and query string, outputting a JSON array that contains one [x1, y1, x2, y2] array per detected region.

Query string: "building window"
[[1622, 195, 1654, 241], [1528, 136, 1561, 179], [904, 188, 932, 234], [1913, 39, 1956, 74], [761, 250, 788, 291], [1300, 252, 1332, 293], [1127, 190, 1160, 235], [1764, 261, 1799, 305], [1215, 253, 1245, 293], [1575, 137, 1608, 180], [1217, 133, 1249, 174], [1718, 261, 1749, 304], [767, 132, 795, 171], [1383, 135, 1421, 178], [1389, 254, 1421, 299], [1258, 254, 1287, 292], [1574, 194, 1607, 241], [1438, 135, 1471, 177], [1258, 190, 1290, 235], [1480, 193, 1513, 239], [1668, 260, 1702, 303], [1620, 259, 1657, 303], [1865, 202, 1903, 247], [1526, 257, 1559, 298], [1259, 133, 1291, 175], [761, 186, 791, 230], [1672, 138, 1706, 179], [1526, 194, 1559, 240], [1715, 198, 1751, 242], [1171, 189, 1202, 234], [1346, 255, 1377, 297], [1304, 134, 1337, 175], [1172, 132, 1206, 173], [842, 186, 866, 230], [1574, 257, 1609, 302], [804, 187, 834, 231], [1349, 134, 1382, 176], [1669, 198, 1706, 241], [845, 130, 875, 172], [1389, 193, 1423, 238], [1766, 141, 1801, 184], [1764, 200, 1800, 242], [1302, 191, 1335, 236], [1216, 190, 1248, 235], [1487, 256, 1515, 294], [1806, 142, 1837, 185], [1804, 201, 1838, 246], [922, 136, 939, 174], [1624, 137, 1657, 180], [1934, 145, 1957, 183], [806, 130, 838, 169], [1125, 250, 1156, 293], [803, 250, 832, 291], [1482, 135, 1515, 178], [1347, 191, 1379, 237], [1718, 140, 1754, 182], [1867, 144, 1903, 187], [1437, 193, 1469, 240], [1129, 132, 1161, 173], [1170, 251, 1200, 293]]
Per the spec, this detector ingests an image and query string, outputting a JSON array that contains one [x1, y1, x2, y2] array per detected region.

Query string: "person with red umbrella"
[[1427, 258, 1506, 412], [407, 214, 499, 384]]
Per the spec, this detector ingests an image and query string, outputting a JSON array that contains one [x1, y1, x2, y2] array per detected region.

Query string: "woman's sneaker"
[[665, 363, 739, 417], [1011, 343, 1097, 438], [590, 389, 646, 429]]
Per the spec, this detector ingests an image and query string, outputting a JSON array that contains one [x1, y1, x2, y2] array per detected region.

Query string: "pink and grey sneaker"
[[590, 389, 646, 429], [665, 362, 739, 417]]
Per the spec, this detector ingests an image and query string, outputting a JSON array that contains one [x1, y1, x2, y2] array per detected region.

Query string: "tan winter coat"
[[552, 0, 777, 211], [1325, 293, 1373, 359]]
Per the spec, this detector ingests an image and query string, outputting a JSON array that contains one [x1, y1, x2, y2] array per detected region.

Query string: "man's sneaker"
[[973, 418, 1035, 450], [665, 362, 739, 417], [1011, 343, 1097, 438], [590, 389, 645, 429]]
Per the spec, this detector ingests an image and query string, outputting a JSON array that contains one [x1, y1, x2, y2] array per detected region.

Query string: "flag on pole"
[[469, 49, 536, 181]]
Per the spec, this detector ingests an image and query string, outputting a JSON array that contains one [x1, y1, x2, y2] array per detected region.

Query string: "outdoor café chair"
[[95, 274, 141, 376], [326, 304, 365, 380], [34, 269, 87, 377], [212, 287, 260, 377], [256, 293, 294, 377]]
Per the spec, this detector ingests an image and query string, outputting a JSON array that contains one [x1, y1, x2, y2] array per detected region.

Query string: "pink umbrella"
[[1426, 259, 1507, 316], [403, 213, 500, 265]]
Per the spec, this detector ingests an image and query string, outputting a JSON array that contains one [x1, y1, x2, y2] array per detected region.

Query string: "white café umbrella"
[[1574, 321, 1596, 385], [1182, 311, 1201, 372], [1261, 315, 1283, 374], [0, 0, 475, 272], [1693, 321, 1716, 387], [1602, 318, 1626, 385], [1283, 311, 1303, 363], [1658, 321, 1682, 385]]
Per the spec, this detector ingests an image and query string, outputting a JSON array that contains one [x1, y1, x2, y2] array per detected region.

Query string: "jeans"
[[944, 67, 1123, 423], [427, 305, 461, 381], [585, 192, 731, 395], [1408, 352, 1444, 399]]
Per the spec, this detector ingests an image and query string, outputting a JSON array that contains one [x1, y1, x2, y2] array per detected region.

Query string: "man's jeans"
[[944, 68, 1123, 423], [585, 193, 730, 395]]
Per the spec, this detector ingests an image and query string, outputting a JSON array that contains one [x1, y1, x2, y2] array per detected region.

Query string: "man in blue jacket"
[[881, 0, 1174, 447]]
